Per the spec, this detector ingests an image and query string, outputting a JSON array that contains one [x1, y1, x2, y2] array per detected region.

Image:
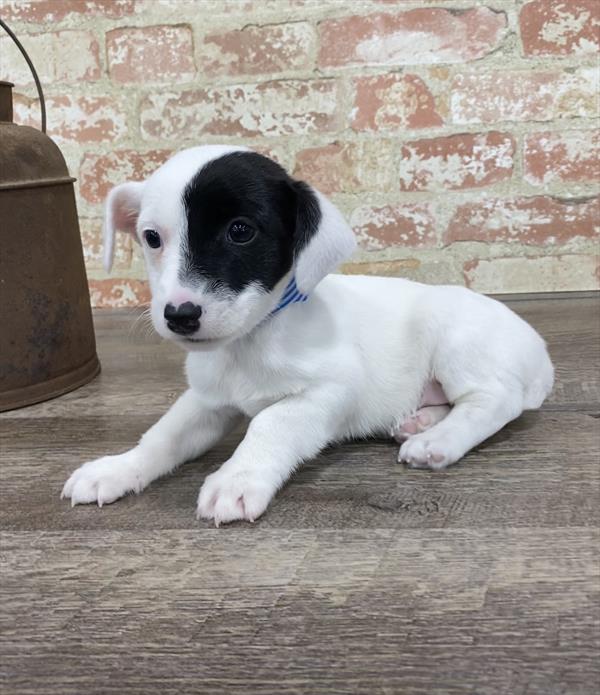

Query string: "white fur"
[[63, 147, 554, 525]]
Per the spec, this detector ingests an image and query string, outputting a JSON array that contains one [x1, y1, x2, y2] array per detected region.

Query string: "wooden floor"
[[1, 294, 598, 694]]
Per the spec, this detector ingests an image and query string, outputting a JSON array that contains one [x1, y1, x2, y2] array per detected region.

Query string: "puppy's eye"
[[227, 221, 256, 245], [143, 229, 162, 249]]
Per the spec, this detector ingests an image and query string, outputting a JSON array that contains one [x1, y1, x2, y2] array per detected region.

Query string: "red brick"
[[293, 142, 394, 195], [80, 218, 132, 271], [107, 25, 195, 83], [450, 68, 599, 124], [0, 30, 101, 86], [350, 204, 437, 251], [79, 150, 173, 205], [400, 132, 514, 192], [463, 255, 600, 293], [319, 7, 507, 67], [446, 196, 599, 245], [0, 0, 136, 22], [520, 0, 599, 56], [352, 74, 442, 131], [524, 130, 600, 185], [140, 79, 341, 139], [13, 94, 127, 144], [89, 279, 151, 309], [200, 23, 315, 77]]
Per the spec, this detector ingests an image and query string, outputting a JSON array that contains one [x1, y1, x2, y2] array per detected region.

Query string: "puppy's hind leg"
[[398, 386, 523, 470]]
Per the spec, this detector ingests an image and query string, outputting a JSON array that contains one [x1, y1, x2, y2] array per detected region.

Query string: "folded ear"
[[103, 181, 145, 273], [292, 181, 356, 294]]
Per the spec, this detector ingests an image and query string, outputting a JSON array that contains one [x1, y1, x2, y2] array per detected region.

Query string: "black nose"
[[164, 302, 202, 336]]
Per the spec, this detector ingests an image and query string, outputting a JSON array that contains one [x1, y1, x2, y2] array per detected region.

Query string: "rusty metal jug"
[[0, 22, 100, 411]]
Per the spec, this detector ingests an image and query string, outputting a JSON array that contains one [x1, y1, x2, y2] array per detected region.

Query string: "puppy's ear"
[[103, 182, 145, 273], [292, 181, 356, 294]]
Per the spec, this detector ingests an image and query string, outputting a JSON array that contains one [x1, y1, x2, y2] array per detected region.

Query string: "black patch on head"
[[181, 151, 321, 294]]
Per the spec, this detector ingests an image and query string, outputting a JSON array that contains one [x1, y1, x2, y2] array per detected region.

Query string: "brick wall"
[[1, 0, 598, 307]]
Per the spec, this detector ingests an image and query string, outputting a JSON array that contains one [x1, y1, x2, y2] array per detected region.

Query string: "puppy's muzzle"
[[164, 302, 202, 336]]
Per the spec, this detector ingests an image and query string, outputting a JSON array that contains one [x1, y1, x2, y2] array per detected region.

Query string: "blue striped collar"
[[271, 276, 308, 316]]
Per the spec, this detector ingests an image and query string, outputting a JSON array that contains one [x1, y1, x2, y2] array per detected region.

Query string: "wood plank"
[[1, 411, 598, 531], [1, 294, 599, 694], [3, 295, 598, 421], [1, 529, 598, 694]]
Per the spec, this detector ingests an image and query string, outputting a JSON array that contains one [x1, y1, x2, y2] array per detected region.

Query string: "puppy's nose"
[[164, 302, 202, 336]]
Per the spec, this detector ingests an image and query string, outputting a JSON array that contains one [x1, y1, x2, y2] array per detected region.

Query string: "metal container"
[[0, 46, 100, 410]]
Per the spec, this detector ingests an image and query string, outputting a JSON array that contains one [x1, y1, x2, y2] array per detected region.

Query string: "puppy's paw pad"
[[62, 454, 143, 507], [392, 414, 419, 442], [196, 467, 274, 526], [392, 405, 451, 443]]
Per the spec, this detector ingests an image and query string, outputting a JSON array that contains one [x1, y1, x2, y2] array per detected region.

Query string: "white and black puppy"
[[62, 145, 554, 525]]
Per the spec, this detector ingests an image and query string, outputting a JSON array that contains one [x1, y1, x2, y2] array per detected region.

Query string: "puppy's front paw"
[[61, 452, 144, 507], [196, 465, 275, 526]]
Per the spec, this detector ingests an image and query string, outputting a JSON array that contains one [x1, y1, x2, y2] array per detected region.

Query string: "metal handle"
[[0, 18, 46, 133]]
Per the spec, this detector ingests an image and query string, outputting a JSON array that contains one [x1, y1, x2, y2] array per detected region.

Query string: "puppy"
[[62, 146, 554, 525]]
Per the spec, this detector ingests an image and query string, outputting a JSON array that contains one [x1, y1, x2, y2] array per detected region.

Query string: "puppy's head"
[[103, 146, 356, 349]]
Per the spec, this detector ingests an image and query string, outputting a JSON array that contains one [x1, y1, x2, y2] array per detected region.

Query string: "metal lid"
[[0, 121, 75, 190]]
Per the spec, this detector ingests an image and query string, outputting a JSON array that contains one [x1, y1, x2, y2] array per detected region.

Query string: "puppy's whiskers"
[[129, 305, 155, 342]]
